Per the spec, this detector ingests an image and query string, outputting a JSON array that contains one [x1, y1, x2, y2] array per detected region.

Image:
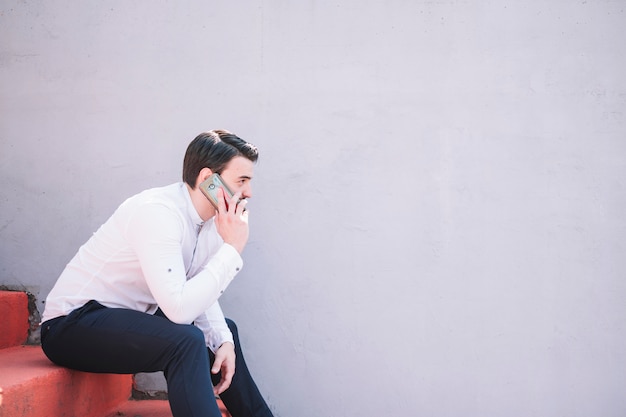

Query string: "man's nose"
[[242, 184, 252, 199]]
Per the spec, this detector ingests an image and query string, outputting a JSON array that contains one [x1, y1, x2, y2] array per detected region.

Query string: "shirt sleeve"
[[194, 301, 234, 353], [125, 202, 243, 324]]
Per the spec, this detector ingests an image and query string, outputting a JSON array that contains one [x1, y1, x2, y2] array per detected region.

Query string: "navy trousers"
[[41, 300, 273, 417]]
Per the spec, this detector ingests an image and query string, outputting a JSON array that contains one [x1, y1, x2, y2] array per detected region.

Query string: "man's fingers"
[[236, 198, 248, 215], [226, 190, 242, 213], [213, 372, 233, 395], [211, 355, 224, 374], [211, 343, 236, 395], [211, 353, 234, 395], [216, 188, 227, 212]]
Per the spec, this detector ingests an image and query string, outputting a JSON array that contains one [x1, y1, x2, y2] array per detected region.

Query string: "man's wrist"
[[219, 341, 235, 350]]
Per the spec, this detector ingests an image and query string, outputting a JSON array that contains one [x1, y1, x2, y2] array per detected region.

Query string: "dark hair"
[[183, 130, 259, 188]]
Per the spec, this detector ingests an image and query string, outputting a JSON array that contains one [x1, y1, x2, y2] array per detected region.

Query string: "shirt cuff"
[[208, 331, 235, 353], [195, 301, 235, 353]]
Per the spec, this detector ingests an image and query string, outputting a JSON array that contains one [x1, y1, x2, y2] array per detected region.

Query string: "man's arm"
[[194, 302, 234, 353], [126, 202, 243, 324]]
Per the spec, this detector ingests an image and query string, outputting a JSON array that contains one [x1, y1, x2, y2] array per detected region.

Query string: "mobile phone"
[[199, 173, 236, 210]]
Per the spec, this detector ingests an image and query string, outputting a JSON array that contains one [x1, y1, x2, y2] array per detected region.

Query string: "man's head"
[[183, 130, 259, 189]]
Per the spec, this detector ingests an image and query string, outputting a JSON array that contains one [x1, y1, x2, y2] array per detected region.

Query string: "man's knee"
[[223, 319, 242, 353], [175, 324, 206, 350], [226, 318, 239, 335]]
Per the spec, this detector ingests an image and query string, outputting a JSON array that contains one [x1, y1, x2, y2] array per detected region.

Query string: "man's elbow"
[[160, 308, 196, 324]]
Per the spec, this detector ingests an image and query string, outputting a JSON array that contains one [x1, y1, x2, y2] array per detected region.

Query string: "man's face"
[[219, 156, 255, 200]]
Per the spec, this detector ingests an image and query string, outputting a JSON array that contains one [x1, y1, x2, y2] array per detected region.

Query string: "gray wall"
[[1, 1, 625, 416]]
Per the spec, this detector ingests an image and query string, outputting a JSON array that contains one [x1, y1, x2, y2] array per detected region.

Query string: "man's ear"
[[195, 167, 213, 188]]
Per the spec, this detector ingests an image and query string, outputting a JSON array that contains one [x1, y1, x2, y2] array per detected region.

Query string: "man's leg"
[[41, 300, 222, 417], [210, 318, 274, 417]]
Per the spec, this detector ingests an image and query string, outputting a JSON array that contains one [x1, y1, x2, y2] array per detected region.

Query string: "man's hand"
[[211, 341, 236, 395], [214, 188, 249, 254]]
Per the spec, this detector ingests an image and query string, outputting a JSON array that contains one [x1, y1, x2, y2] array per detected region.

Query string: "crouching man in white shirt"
[[41, 130, 274, 417]]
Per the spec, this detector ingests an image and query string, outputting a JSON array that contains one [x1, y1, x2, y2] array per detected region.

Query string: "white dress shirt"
[[41, 182, 243, 352]]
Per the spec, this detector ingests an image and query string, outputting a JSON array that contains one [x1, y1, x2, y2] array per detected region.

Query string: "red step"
[[0, 345, 132, 417], [105, 398, 231, 417], [0, 291, 29, 349]]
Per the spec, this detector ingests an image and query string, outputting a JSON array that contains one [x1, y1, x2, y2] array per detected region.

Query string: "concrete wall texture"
[[1, 1, 625, 416]]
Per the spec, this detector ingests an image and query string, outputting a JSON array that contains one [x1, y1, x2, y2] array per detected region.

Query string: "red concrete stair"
[[0, 291, 29, 350], [0, 290, 230, 417], [0, 345, 132, 417], [105, 398, 231, 417]]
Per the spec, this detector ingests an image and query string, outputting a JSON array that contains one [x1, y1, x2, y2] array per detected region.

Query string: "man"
[[40, 130, 274, 417]]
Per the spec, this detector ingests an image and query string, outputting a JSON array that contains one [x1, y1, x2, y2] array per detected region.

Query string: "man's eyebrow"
[[239, 175, 252, 180]]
